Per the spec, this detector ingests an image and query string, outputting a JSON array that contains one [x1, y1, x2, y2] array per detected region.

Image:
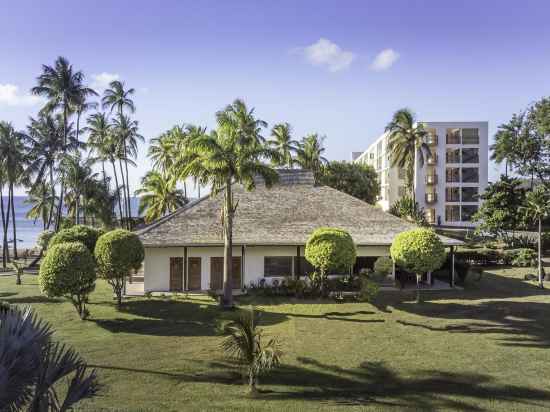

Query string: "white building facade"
[[353, 121, 488, 227]]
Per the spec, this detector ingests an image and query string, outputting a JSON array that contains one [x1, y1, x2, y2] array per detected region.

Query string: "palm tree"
[[295, 133, 328, 175], [135, 171, 187, 223], [31, 56, 97, 230], [25, 183, 57, 230], [0, 305, 98, 410], [222, 307, 282, 395], [87, 112, 112, 186], [0, 166, 9, 268], [269, 123, 298, 168], [521, 186, 550, 288], [62, 153, 100, 224], [385, 109, 430, 201], [216, 99, 267, 147], [102, 81, 136, 224], [182, 100, 278, 307], [491, 113, 524, 177]]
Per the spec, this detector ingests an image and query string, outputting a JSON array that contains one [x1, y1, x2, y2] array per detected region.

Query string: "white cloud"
[[296, 38, 355, 72], [0, 84, 44, 107], [91, 72, 120, 91], [370, 49, 400, 71]]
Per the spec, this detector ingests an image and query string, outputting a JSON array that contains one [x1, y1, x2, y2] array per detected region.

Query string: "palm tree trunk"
[[505, 160, 509, 177], [3, 189, 11, 265], [124, 144, 132, 227], [538, 217, 543, 288], [0, 187, 7, 269], [56, 103, 69, 231], [183, 181, 187, 199], [111, 160, 124, 226], [47, 166, 55, 230], [10, 183, 17, 259], [222, 179, 234, 308], [101, 161, 107, 187], [118, 158, 128, 227]]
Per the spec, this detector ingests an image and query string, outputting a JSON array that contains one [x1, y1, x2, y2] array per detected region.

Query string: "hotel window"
[[461, 148, 479, 164], [425, 208, 436, 224], [446, 148, 461, 163], [445, 205, 460, 222], [446, 128, 461, 144], [461, 205, 478, 222], [446, 167, 460, 183], [462, 167, 479, 183], [462, 128, 479, 144], [461, 187, 478, 202], [264, 257, 293, 277], [446, 187, 460, 202]]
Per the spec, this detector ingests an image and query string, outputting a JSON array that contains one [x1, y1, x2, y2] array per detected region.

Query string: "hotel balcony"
[[425, 173, 438, 185], [426, 134, 438, 146], [426, 153, 437, 166], [425, 192, 437, 204]]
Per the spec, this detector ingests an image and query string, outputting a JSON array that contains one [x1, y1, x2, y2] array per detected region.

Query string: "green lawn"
[[2, 268, 550, 411]]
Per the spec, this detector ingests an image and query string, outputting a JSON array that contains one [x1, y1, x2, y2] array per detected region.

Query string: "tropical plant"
[[389, 196, 428, 226], [180, 99, 278, 307], [94, 229, 144, 306], [0, 305, 98, 409], [491, 113, 524, 177], [10, 259, 25, 285], [135, 171, 187, 223], [520, 186, 550, 287], [373, 256, 393, 277], [31, 56, 97, 230], [25, 182, 57, 230], [87, 112, 112, 186], [269, 123, 298, 168], [39, 242, 96, 319], [385, 109, 430, 199], [222, 307, 282, 395], [295, 133, 328, 175], [390, 228, 446, 302], [0, 166, 9, 268], [37, 230, 55, 251], [317, 161, 380, 204], [48, 225, 104, 253], [304, 227, 357, 292]]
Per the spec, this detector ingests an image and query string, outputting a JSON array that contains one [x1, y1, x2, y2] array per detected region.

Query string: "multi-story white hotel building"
[[352, 122, 488, 227]]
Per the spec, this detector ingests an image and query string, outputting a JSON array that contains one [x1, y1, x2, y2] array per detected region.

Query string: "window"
[[446, 128, 461, 144], [294, 256, 315, 277], [461, 205, 478, 222], [446, 167, 460, 183], [353, 257, 378, 275], [445, 205, 460, 222], [462, 128, 479, 144], [446, 187, 460, 202], [462, 148, 479, 163], [264, 256, 292, 277], [425, 208, 436, 224], [461, 187, 478, 202], [446, 148, 460, 163], [462, 167, 479, 183]]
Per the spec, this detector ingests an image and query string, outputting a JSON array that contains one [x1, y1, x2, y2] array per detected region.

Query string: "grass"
[[2, 267, 550, 411]]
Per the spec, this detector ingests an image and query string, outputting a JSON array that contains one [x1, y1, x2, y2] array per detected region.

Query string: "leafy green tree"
[[0, 305, 98, 409], [222, 307, 282, 395], [491, 113, 524, 177], [520, 186, 550, 288], [87, 112, 112, 187], [181, 99, 278, 308], [269, 123, 298, 168], [305, 227, 357, 292], [473, 176, 526, 240], [390, 228, 446, 302], [135, 170, 187, 223], [317, 161, 380, 204], [39, 242, 97, 319], [48, 225, 104, 253], [94, 229, 144, 306], [385, 109, 430, 200], [295, 133, 328, 175], [389, 196, 428, 226]]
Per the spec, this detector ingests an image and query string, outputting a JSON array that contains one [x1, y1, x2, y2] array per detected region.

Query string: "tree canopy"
[[316, 161, 380, 204]]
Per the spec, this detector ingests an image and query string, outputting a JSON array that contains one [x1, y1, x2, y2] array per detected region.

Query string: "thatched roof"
[[138, 170, 462, 247]]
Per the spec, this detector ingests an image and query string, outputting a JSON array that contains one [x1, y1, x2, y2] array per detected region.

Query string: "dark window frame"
[[264, 256, 293, 277]]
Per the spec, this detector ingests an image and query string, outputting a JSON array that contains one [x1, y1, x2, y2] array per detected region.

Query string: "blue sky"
[[1, 0, 550, 195]]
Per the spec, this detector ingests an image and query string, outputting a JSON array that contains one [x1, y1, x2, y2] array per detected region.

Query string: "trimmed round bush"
[[373, 256, 393, 276], [48, 225, 104, 253], [94, 229, 144, 306], [305, 228, 356, 287], [38, 242, 96, 319], [390, 228, 446, 275], [37, 230, 55, 250]]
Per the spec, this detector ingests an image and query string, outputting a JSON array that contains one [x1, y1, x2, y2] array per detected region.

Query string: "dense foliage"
[[48, 224, 104, 252], [390, 228, 446, 275], [389, 196, 428, 226], [316, 161, 380, 204], [94, 229, 144, 306], [38, 242, 97, 319]]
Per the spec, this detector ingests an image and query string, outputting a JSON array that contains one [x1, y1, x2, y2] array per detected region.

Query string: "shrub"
[[358, 276, 379, 302], [389, 196, 428, 226], [305, 228, 356, 292], [38, 242, 97, 319], [373, 256, 393, 277], [510, 248, 537, 267], [37, 230, 55, 251], [506, 234, 536, 250], [94, 229, 144, 306], [49, 225, 104, 253]]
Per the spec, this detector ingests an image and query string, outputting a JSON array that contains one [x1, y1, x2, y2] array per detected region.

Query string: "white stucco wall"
[[143, 244, 391, 292]]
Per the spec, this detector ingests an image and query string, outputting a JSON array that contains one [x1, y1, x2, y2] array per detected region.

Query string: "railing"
[[425, 174, 438, 185], [425, 192, 437, 203]]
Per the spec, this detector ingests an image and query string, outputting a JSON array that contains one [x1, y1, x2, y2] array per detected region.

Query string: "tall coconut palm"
[[269, 123, 298, 168], [182, 100, 278, 308], [25, 183, 57, 230], [295, 133, 328, 175], [62, 153, 100, 224], [135, 171, 187, 223], [521, 186, 550, 288], [222, 307, 282, 395], [73, 98, 98, 144], [491, 113, 524, 177], [0, 167, 9, 268], [31, 56, 97, 230], [216, 99, 267, 147], [87, 112, 112, 186], [385, 109, 430, 201]]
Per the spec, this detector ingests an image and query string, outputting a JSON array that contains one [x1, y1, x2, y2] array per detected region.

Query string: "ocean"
[[2, 196, 141, 249]]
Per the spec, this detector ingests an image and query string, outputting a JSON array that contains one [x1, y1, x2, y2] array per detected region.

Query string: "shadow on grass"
[[2, 295, 59, 304], [89, 357, 550, 411]]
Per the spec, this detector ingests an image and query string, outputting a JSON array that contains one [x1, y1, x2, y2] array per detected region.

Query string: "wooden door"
[[187, 257, 202, 290], [210, 257, 241, 290], [169, 257, 183, 292]]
